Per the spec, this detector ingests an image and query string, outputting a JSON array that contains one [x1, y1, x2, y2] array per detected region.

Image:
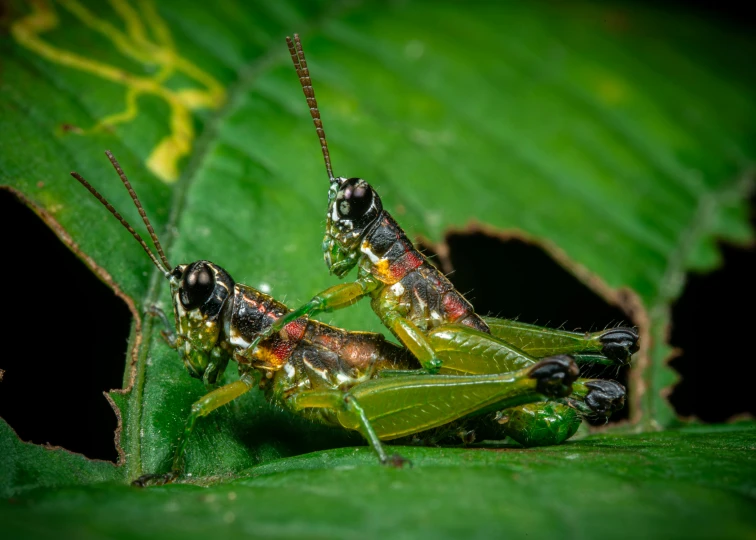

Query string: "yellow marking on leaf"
[[10, 0, 226, 183], [110, 0, 151, 46], [93, 86, 141, 133]]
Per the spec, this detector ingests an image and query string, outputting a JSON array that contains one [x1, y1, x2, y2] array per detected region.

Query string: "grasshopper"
[[71, 152, 588, 485], [247, 35, 635, 444]]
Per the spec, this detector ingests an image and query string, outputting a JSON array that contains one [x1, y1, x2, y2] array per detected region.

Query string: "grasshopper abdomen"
[[354, 205, 490, 336]]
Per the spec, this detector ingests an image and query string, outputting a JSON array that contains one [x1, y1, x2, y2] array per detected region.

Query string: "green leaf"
[[2, 426, 755, 538], [0, 0, 754, 531], [0, 422, 119, 498]]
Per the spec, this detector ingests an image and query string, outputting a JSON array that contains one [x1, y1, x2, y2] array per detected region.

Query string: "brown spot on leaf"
[[61, 123, 83, 134]]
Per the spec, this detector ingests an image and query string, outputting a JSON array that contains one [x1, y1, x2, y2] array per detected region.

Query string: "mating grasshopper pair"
[[69, 35, 636, 486], [247, 35, 634, 440]]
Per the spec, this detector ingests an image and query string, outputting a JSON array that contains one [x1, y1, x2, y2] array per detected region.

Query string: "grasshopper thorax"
[[169, 261, 235, 382], [324, 177, 384, 277]]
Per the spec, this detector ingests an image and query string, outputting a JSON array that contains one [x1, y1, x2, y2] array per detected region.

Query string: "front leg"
[[243, 276, 380, 360], [132, 374, 257, 487], [147, 305, 178, 348]]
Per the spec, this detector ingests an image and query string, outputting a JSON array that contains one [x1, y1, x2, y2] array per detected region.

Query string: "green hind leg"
[[382, 325, 627, 448], [483, 317, 639, 365], [424, 323, 634, 376], [286, 356, 579, 462]]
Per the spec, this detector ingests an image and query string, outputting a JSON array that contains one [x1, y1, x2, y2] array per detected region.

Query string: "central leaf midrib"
[[127, 41, 300, 479]]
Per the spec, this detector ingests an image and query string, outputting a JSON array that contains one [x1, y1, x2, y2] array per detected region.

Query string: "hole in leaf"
[[0, 190, 130, 462], [421, 232, 635, 422], [668, 198, 756, 422]]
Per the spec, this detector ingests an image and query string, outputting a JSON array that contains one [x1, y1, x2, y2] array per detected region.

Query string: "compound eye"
[[336, 179, 374, 220], [180, 262, 215, 310]]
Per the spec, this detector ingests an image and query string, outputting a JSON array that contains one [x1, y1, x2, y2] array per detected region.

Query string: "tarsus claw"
[[599, 328, 639, 364], [528, 355, 579, 397], [584, 380, 626, 416]]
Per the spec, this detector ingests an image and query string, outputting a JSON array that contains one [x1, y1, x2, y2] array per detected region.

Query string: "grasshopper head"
[[71, 152, 237, 387], [324, 177, 383, 277], [169, 261, 235, 382], [284, 36, 384, 278]]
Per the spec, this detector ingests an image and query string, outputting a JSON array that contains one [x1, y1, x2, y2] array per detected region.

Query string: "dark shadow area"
[[645, 0, 755, 30], [599, 0, 756, 34], [442, 234, 633, 331], [668, 195, 756, 422], [423, 233, 633, 422], [0, 190, 130, 461]]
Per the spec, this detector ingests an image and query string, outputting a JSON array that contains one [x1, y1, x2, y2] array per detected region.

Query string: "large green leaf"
[[1, 0, 754, 535], [2, 426, 755, 538]]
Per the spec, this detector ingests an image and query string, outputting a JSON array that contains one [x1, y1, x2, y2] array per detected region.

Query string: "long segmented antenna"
[[70, 158, 172, 276], [287, 34, 335, 182], [104, 151, 172, 271]]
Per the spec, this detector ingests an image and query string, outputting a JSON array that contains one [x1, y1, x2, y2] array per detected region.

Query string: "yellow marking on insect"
[[10, 0, 226, 183], [248, 344, 286, 371], [361, 240, 393, 280], [373, 259, 393, 280]]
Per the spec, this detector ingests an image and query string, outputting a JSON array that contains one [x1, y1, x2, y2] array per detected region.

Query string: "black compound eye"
[[336, 179, 374, 220], [180, 262, 215, 310]]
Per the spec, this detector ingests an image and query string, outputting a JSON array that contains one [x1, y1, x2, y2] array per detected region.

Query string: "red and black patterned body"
[[358, 212, 489, 335], [168, 259, 413, 397], [323, 177, 489, 341], [222, 283, 413, 388]]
